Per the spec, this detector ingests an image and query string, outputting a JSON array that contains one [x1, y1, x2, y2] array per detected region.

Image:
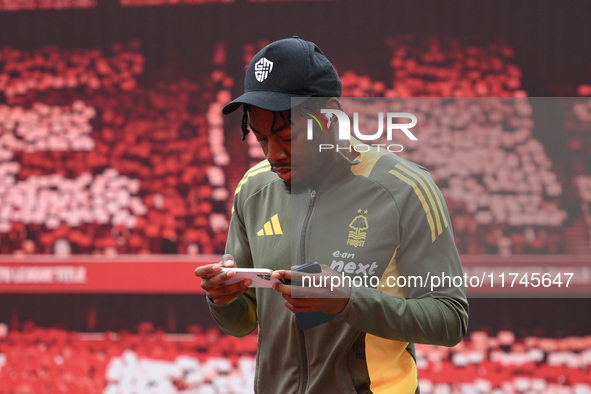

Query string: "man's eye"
[[278, 132, 292, 142]]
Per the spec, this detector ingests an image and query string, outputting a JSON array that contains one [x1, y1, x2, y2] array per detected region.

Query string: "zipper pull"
[[309, 190, 316, 206]]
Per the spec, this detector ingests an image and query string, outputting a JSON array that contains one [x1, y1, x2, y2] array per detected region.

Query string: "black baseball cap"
[[222, 36, 341, 115]]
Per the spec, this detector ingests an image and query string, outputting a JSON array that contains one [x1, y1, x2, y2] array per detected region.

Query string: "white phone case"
[[220, 268, 280, 288]]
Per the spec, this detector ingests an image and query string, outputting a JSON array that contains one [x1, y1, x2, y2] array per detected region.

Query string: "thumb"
[[222, 254, 236, 268]]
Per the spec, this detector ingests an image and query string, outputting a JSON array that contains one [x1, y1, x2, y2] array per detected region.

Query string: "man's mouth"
[[272, 167, 291, 181]]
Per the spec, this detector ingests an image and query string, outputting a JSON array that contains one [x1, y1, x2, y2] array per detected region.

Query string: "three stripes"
[[389, 162, 448, 243]]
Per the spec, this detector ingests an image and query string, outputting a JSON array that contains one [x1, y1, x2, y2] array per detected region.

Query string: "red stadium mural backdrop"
[[0, 1, 590, 393]]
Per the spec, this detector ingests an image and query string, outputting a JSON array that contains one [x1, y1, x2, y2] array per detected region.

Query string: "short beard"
[[281, 180, 309, 195]]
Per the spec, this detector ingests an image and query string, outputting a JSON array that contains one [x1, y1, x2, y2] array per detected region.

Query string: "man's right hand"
[[194, 254, 252, 305]]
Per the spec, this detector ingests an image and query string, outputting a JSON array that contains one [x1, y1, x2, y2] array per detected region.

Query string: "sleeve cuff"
[[337, 285, 405, 323], [337, 285, 365, 319], [206, 295, 233, 309]]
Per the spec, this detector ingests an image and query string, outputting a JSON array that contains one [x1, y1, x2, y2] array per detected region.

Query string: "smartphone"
[[219, 267, 281, 288], [283, 262, 337, 330], [281, 262, 322, 286]]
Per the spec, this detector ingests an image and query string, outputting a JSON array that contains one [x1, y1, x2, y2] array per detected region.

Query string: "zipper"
[[298, 329, 308, 394], [299, 189, 316, 394], [300, 189, 316, 266]]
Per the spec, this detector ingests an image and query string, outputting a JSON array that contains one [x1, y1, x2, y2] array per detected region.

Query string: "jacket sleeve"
[[337, 290, 468, 346], [337, 169, 469, 346], [207, 193, 258, 338]]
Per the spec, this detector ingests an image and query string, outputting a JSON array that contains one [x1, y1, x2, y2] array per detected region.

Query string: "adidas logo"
[[257, 214, 283, 236]]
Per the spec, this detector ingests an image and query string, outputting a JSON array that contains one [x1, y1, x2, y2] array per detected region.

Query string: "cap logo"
[[254, 57, 273, 82]]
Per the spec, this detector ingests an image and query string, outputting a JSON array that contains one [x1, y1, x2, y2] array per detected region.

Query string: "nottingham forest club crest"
[[347, 209, 369, 248]]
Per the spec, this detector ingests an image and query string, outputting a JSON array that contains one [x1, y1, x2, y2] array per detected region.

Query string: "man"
[[195, 36, 469, 393]]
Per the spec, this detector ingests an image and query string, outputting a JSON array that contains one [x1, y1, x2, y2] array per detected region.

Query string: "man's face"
[[248, 106, 326, 194]]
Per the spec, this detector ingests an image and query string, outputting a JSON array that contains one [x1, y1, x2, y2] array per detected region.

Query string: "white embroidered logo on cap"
[[254, 57, 273, 82]]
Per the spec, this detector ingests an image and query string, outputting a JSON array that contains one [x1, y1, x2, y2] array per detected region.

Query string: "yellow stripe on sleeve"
[[399, 162, 448, 229], [389, 170, 436, 242], [234, 163, 271, 195], [395, 163, 443, 236]]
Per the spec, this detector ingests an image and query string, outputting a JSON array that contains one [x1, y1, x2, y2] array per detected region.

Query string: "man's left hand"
[[271, 264, 351, 314]]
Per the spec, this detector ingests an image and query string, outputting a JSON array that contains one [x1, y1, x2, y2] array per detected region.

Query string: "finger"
[[210, 290, 242, 305], [272, 270, 291, 281], [284, 300, 296, 313], [194, 263, 222, 278], [283, 299, 318, 314], [207, 269, 239, 287], [207, 279, 252, 299], [221, 254, 236, 268], [273, 281, 320, 298], [272, 281, 291, 295], [210, 288, 246, 305], [282, 293, 312, 306], [202, 275, 245, 291], [297, 285, 326, 297]]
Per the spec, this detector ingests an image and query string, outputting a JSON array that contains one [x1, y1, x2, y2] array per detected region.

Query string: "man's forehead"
[[248, 107, 293, 134], [247, 106, 293, 117]]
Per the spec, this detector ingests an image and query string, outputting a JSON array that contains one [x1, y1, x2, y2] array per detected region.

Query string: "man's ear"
[[323, 97, 342, 111], [323, 98, 342, 130]]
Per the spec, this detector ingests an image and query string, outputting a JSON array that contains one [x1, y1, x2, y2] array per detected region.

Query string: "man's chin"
[[281, 178, 309, 195]]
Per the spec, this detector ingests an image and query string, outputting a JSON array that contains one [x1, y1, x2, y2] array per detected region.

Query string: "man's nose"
[[266, 139, 288, 162]]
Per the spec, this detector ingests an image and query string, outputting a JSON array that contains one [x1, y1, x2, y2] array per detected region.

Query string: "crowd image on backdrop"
[[0, 35, 590, 256], [0, 323, 590, 393], [0, 43, 231, 256], [0, 4, 590, 394]]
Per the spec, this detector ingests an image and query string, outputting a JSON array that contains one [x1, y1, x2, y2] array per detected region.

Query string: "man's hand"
[[194, 254, 252, 305], [271, 264, 351, 314]]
